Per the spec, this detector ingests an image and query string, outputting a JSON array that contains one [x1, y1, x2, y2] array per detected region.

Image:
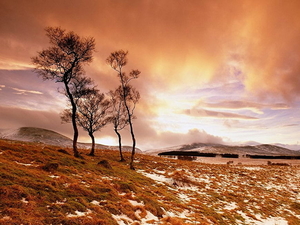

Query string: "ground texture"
[[0, 139, 299, 224]]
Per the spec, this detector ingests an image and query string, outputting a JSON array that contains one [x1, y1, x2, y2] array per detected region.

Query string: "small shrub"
[[58, 149, 71, 155], [42, 162, 59, 172], [139, 195, 164, 218], [98, 160, 112, 169], [116, 181, 137, 193]]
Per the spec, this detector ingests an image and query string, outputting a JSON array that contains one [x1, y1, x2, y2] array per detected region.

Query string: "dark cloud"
[[0, 104, 225, 150], [0, 105, 71, 135], [149, 129, 225, 149], [0, 69, 66, 110]]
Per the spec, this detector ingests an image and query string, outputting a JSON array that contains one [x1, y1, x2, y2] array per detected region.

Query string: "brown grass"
[[0, 139, 300, 224]]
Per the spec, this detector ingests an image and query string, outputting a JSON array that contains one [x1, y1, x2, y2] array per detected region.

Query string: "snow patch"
[[112, 214, 133, 225], [223, 202, 238, 210], [14, 161, 33, 166], [112, 210, 160, 225], [91, 200, 100, 206], [177, 193, 190, 203], [66, 209, 92, 218], [128, 199, 144, 207], [49, 175, 60, 179], [236, 211, 288, 225], [137, 170, 172, 185], [243, 167, 263, 171], [21, 198, 29, 204], [53, 198, 66, 205], [140, 210, 159, 223]]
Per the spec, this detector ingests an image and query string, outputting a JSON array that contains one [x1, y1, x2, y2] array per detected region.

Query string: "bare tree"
[[76, 90, 110, 156], [107, 88, 129, 162], [106, 50, 140, 169], [32, 27, 95, 158]]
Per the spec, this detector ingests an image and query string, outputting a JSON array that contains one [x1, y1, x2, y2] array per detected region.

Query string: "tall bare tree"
[[107, 88, 130, 162], [106, 50, 140, 169], [32, 27, 95, 158]]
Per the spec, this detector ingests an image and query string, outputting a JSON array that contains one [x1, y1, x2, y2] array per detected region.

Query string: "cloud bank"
[[1, 0, 300, 100], [1, 0, 300, 149]]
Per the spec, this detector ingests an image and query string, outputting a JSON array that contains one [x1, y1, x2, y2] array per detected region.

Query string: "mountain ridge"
[[145, 142, 300, 157]]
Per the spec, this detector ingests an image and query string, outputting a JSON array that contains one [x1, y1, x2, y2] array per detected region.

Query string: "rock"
[[98, 160, 112, 169], [42, 162, 59, 172], [57, 149, 70, 155]]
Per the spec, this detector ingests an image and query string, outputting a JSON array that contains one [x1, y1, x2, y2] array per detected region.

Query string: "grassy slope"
[[0, 139, 299, 225]]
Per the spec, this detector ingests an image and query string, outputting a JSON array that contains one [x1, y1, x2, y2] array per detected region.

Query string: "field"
[[193, 157, 300, 166], [0, 139, 300, 224]]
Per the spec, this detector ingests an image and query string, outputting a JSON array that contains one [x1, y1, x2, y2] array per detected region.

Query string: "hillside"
[[146, 142, 300, 157], [0, 139, 300, 224], [0, 127, 72, 146], [0, 127, 141, 153]]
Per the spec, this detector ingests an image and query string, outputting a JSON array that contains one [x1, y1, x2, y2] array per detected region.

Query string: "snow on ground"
[[137, 163, 300, 224], [21, 198, 29, 204], [128, 199, 144, 207], [14, 161, 33, 166], [48, 175, 60, 178], [112, 214, 134, 225], [137, 170, 172, 185], [236, 211, 288, 225], [243, 166, 263, 171], [112, 211, 160, 225], [139, 211, 159, 224], [66, 209, 92, 218], [223, 202, 238, 211]]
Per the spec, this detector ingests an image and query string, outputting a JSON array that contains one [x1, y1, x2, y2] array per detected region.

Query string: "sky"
[[1, 0, 300, 150]]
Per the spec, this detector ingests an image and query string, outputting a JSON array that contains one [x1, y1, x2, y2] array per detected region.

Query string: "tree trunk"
[[124, 103, 136, 170], [88, 132, 95, 156], [114, 128, 125, 162], [122, 86, 136, 170], [128, 119, 136, 170], [64, 81, 80, 158]]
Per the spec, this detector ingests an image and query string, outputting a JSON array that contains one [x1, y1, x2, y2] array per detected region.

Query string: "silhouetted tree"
[[107, 88, 130, 162], [32, 27, 95, 158], [106, 50, 140, 169], [75, 90, 110, 156]]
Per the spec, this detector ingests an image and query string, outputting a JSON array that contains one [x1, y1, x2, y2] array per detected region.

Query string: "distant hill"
[[145, 142, 300, 157], [0, 127, 72, 146], [0, 127, 141, 153]]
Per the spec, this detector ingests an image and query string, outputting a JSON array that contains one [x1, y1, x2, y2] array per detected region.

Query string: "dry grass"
[[0, 139, 300, 224]]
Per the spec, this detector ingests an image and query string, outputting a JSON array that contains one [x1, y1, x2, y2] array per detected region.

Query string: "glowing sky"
[[1, 0, 300, 150]]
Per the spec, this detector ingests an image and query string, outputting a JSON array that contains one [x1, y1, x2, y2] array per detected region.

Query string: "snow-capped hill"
[[146, 142, 300, 156], [0, 127, 73, 147], [0, 127, 142, 152]]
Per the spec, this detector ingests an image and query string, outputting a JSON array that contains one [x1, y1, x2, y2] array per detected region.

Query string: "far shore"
[[196, 157, 300, 165]]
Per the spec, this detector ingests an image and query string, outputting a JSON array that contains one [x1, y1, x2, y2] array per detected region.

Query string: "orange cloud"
[[1, 0, 300, 102], [1, 0, 300, 149], [183, 108, 258, 120]]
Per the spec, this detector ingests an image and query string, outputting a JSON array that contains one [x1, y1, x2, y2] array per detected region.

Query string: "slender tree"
[[32, 27, 95, 158], [75, 90, 110, 156], [106, 50, 140, 169], [107, 88, 130, 162]]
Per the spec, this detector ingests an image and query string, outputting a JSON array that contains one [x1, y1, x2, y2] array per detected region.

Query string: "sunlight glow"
[[95, 137, 118, 146]]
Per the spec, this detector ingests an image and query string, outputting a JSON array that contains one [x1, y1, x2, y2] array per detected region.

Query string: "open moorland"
[[0, 139, 300, 224]]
